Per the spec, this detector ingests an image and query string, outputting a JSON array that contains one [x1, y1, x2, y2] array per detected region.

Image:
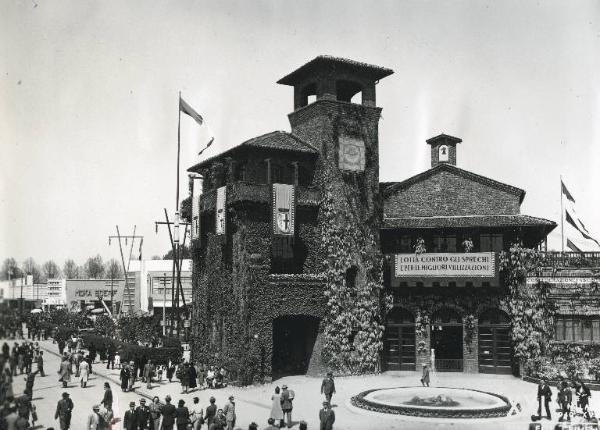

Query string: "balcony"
[[539, 252, 600, 269], [200, 181, 320, 211]]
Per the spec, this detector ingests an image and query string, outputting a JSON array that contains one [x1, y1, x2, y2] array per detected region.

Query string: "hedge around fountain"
[[350, 386, 512, 419]]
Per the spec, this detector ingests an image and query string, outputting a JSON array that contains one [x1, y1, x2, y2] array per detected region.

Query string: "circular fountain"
[[351, 386, 511, 418]]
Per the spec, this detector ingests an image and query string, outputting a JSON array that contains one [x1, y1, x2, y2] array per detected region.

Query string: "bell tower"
[[277, 56, 393, 222]]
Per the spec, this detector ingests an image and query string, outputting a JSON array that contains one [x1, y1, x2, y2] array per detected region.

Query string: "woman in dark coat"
[[101, 382, 113, 411], [188, 362, 197, 390], [166, 362, 176, 382], [175, 399, 190, 430], [120, 364, 131, 392]]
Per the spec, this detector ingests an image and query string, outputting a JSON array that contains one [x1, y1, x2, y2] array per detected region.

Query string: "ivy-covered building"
[[187, 56, 562, 383]]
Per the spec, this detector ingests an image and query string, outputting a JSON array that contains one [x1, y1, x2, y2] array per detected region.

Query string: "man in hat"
[[204, 396, 217, 428], [320, 372, 336, 403], [135, 398, 152, 430], [124, 401, 138, 430], [161, 395, 177, 430], [58, 354, 71, 388], [280, 385, 293, 429], [319, 401, 335, 430], [101, 382, 113, 411], [222, 395, 236, 430], [54, 392, 73, 430], [87, 405, 102, 430]]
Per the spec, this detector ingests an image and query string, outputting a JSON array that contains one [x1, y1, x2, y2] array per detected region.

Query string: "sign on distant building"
[[395, 252, 496, 278]]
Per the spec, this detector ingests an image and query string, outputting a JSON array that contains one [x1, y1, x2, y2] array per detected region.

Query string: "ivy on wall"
[[499, 242, 555, 365], [319, 170, 387, 374]]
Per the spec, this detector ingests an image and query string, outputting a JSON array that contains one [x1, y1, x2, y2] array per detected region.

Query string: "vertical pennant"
[[191, 176, 203, 240], [272, 183, 295, 236], [216, 186, 226, 235]]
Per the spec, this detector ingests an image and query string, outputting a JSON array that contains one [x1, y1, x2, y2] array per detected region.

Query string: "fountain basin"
[[351, 386, 511, 418]]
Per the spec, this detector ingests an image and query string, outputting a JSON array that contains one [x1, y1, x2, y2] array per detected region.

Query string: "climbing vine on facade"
[[319, 174, 386, 374], [499, 242, 555, 365]]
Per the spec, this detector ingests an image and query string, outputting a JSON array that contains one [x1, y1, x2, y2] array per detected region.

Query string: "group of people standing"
[[58, 348, 92, 388], [536, 378, 593, 422]]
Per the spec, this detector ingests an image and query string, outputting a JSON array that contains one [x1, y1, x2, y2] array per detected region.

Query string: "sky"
[[1, 0, 599, 268]]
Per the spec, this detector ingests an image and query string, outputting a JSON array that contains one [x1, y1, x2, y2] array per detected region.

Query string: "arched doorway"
[[431, 308, 463, 372], [272, 315, 320, 378], [383, 308, 416, 370], [478, 309, 512, 374]]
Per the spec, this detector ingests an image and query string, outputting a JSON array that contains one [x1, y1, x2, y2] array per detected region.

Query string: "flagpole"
[[560, 175, 564, 253], [177, 91, 181, 213]]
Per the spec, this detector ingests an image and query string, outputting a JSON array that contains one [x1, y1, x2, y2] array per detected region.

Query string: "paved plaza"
[[5, 338, 596, 429]]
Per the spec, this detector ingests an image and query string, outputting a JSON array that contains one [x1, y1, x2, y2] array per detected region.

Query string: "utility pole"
[[155, 210, 190, 336], [158, 272, 169, 336], [108, 227, 144, 314]]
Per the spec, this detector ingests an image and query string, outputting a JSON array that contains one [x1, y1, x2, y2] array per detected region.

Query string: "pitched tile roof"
[[382, 163, 526, 203], [187, 131, 317, 172], [383, 214, 556, 231]]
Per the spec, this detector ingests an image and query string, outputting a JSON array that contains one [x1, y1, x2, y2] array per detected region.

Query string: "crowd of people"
[[535, 378, 595, 423], [0, 340, 41, 429]]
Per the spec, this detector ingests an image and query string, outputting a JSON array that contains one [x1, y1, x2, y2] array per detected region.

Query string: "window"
[[271, 164, 282, 183], [433, 234, 456, 252], [438, 145, 449, 162], [480, 233, 503, 252], [234, 163, 246, 181], [555, 316, 600, 342]]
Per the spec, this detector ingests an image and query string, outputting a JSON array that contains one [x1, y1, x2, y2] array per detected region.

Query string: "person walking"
[[36, 351, 45, 377], [188, 362, 198, 392], [145, 360, 155, 390], [189, 397, 203, 430], [320, 372, 336, 403], [106, 348, 115, 370], [280, 385, 293, 429], [421, 364, 430, 387], [558, 380, 572, 422], [128, 362, 136, 392], [58, 355, 71, 388], [120, 363, 131, 392], [204, 397, 217, 428], [222, 396, 236, 430], [160, 395, 177, 430], [23, 370, 39, 398], [124, 401, 138, 430], [87, 405, 102, 430], [149, 396, 162, 430], [537, 379, 552, 420], [175, 399, 190, 430], [318, 401, 335, 430], [181, 363, 191, 394], [135, 398, 152, 430], [270, 386, 284, 428], [80, 357, 90, 388], [54, 392, 74, 430], [101, 382, 113, 411], [575, 379, 591, 419]]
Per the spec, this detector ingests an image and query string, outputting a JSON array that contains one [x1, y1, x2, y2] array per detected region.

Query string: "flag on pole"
[[561, 179, 575, 203], [179, 95, 215, 156], [561, 178, 600, 251], [180, 97, 205, 126]]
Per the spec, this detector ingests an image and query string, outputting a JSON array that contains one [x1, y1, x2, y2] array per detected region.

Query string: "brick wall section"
[[384, 169, 522, 217]]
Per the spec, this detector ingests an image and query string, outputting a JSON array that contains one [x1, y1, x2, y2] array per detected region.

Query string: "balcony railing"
[[434, 359, 463, 372], [539, 252, 600, 269]]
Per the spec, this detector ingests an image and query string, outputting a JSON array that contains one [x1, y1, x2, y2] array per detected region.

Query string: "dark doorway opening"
[[272, 315, 320, 378], [478, 309, 512, 374], [431, 308, 463, 372]]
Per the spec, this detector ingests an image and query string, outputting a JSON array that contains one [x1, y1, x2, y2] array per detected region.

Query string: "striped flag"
[[561, 178, 600, 251]]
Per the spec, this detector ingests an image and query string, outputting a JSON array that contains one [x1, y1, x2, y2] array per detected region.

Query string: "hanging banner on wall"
[[216, 186, 226, 235], [272, 183, 295, 235], [395, 252, 496, 278], [191, 176, 203, 240]]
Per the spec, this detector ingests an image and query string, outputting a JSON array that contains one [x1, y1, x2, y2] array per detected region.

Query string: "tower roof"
[[277, 55, 394, 86], [426, 133, 462, 145]]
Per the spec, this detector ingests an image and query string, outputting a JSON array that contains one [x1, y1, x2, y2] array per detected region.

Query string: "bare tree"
[[1, 258, 23, 281], [62, 259, 80, 279], [42, 260, 61, 281], [22, 257, 41, 283], [83, 255, 105, 279], [104, 259, 123, 280]]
